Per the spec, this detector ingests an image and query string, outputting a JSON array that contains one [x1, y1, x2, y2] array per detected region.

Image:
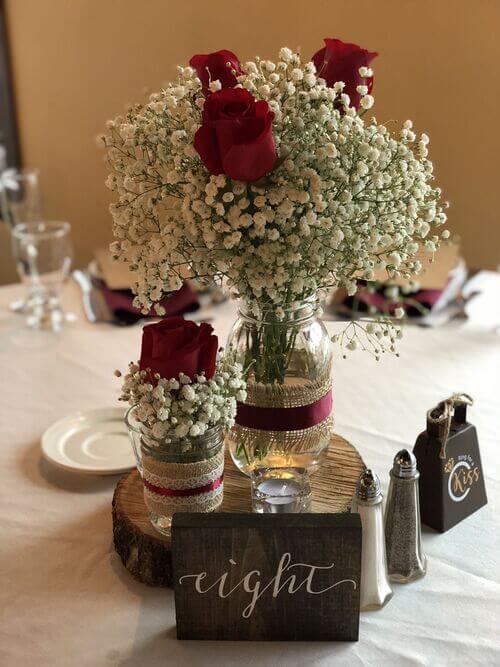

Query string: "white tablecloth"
[[1, 281, 499, 666]]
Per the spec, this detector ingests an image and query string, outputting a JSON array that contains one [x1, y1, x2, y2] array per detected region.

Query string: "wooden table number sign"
[[171, 512, 361, 642]]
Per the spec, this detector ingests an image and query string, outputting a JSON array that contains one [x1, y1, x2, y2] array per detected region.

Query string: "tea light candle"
[[258, 478, 304, 513], [251, 467, 311, 514]]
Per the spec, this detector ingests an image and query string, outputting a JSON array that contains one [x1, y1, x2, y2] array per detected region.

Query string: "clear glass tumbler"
[[0, 167, 43, 228], [1, 168, 44, 313], [11, 221, 73, 331]]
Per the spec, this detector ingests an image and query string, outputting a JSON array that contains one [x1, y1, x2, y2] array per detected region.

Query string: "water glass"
[[1, 168, 44, 313], [11, 221, 73, 331], [251, 466, 312, 513], [0, 167, 43, 227]]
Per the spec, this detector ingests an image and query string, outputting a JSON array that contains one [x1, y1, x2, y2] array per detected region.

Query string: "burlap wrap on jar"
[[229, 372, 333, 473], [142, 447, 224, 517]]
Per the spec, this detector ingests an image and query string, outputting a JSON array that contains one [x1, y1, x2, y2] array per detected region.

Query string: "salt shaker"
[[351, 469, 393, 610], [385, 449, 427, 583]]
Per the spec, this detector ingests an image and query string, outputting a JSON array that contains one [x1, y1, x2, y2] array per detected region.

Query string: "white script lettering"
[[178, 552, 357, 618]]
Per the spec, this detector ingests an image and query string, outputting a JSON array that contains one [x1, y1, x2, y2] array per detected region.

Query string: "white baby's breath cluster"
[[332, 318, 403, 361], [119, 354, 246, 444], [102, 47, 447, 321]]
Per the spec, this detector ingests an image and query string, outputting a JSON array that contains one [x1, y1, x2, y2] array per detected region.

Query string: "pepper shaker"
[[385, 449, 427, 583], [351, 469, 393, 610]]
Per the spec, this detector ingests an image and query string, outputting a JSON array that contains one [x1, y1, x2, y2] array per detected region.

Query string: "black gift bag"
[[413, 394, 487, 533]]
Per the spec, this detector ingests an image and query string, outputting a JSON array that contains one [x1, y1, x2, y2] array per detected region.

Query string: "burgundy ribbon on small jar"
[[143, 474, 224, 497]]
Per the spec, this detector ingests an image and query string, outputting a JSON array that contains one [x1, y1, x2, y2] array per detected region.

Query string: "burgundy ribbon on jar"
[[235, 390, 333, 432]]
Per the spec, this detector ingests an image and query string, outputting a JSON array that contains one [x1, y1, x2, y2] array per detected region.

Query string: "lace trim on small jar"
[[144, 483, 223, 515], [145, 483, 223, 508]]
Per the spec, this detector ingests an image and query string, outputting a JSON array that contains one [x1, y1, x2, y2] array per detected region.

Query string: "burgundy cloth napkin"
[[97, 280, 200, 324], [337, 280, 444, 318], [354, 284, 443, 315]]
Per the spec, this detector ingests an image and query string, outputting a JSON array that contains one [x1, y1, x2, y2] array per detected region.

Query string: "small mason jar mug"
[[126, 406, 224, 535]]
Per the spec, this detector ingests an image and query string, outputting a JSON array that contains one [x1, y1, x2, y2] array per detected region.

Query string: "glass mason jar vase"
[[126, 407, 224, 536], [226, 298, 333, 475]]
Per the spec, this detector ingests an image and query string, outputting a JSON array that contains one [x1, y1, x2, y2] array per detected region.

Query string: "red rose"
[[312, 38, 378, 109], [194, 88, 276, 182], [139, 316, 218, 381], [189, 49, 241, 96]]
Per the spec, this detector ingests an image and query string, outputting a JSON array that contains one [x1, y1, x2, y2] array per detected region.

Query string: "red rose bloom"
[[139, 316, 218, 381], [312, 38, 378, 109], [189, 49, 241, 96], [194, 88, 276, 182]]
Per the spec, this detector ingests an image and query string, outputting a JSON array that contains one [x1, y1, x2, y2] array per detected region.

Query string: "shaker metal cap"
[[355, 469, 382, 503], [392, 449, 418, 478]]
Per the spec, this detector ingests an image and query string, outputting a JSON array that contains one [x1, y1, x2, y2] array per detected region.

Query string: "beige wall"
[[1, 0, 499, 284]]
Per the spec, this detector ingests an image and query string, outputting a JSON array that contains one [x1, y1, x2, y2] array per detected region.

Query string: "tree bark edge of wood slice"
[[112, 433, 365, 588]]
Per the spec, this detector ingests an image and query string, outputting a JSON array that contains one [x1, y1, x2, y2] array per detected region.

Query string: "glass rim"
[[11, 221, 71, 241], [125, 404, 142, 434], [238, 294, 319, 325], [2, 166, 39, 178]]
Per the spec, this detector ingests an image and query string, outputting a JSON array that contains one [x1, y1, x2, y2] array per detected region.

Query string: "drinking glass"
[[0, 167, 43, 227], [11, 221, 73, 331], [1, 168, 44, 312]]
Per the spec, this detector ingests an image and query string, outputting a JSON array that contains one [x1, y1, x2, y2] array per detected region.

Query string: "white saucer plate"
[[41, 407, 135, 475]]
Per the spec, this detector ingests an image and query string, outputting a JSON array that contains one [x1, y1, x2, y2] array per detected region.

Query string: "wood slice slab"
[[112, 434, 365, 587]]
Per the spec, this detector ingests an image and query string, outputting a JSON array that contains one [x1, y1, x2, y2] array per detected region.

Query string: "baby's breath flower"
[[279, 47, 293, 62], [118, 354, 245, 444], [103, 45, 447, 351], [208, 80, 222, 93], [360, 94, 374, 109]]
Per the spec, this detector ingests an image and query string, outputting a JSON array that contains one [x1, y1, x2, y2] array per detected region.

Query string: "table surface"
[[1, 281, 499, 667]]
